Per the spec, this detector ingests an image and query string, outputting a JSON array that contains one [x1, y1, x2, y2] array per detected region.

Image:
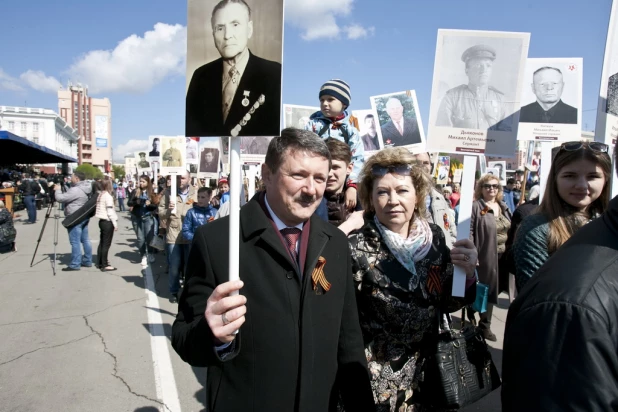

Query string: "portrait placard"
[[427, 29, 530, 157], [147, 136, 162, 162], [124, 156, 137, 181], [186, 0, 284, 137], [160, 136, 187, 175], [370, 90, 426, 154], [186, 137, 200, 165], [352, 109, 382, 155], [240, 136, 273, 164], [135, 151, 151, 174], [596, 0, 618, 147], [487, 160, 507, 186], [283, 104, 319, 129], [517, 58, 583, 141], [453, 168, 463, 184], [435, 155, 450, 185], [199, 136, 222, 178]]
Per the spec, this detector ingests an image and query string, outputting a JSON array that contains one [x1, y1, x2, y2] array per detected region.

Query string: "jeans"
[[166, 243, 190, 295], [118, 198, 125, 212], [67, 219, 93, 269], [24, 195, 36, 223], [97, 220, 114, 268], [131, 214, 154, 257]]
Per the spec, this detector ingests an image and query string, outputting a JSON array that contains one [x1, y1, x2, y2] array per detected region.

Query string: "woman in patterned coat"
[[348, 148, 478, 411]]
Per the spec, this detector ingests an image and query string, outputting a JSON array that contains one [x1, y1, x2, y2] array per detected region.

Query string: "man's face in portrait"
[[212, 2, 253, 60], [532, 69, 564, 105], [386, 99, 404, 123], [205, 152, 214, 163], [365, 116, 376, 135], [466, 57, 493, 86], [153, 140, 160, 151]]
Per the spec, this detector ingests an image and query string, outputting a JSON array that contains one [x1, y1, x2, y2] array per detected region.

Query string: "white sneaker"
[[141, 256, 148, 267], [148, 255, 155, 264]]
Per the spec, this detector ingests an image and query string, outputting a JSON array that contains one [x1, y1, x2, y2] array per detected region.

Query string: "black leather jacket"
[[502, 196, 618, 411]]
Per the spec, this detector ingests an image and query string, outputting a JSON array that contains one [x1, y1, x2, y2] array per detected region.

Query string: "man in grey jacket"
[[54, 172, 93, 271], [413, 152, 457, 248]]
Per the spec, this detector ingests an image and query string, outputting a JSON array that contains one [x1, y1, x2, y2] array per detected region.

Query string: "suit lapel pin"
[[242, 91, 250, 107]]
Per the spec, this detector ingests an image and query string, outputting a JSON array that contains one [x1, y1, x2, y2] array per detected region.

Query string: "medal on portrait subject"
[[242, 90, 250, 107]]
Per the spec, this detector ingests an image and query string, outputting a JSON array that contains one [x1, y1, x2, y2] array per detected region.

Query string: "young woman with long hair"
[[94, 177, 118, 271], [127, 175, 159, 267], [513, 141, 612, 291]]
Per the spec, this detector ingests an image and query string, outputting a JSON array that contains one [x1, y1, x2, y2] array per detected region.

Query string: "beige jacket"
[[158, 186, 197, 245], [95, 191, 118, 229]]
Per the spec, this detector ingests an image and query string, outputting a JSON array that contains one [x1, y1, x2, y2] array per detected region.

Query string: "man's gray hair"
[[265, 128, 331, 174], [211, 0, 251, 27], [533, 66, 562, 78]]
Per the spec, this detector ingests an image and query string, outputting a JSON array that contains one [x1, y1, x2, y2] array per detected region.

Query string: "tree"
[[75, 164, 104, 180], [112, 165, 125, 180]]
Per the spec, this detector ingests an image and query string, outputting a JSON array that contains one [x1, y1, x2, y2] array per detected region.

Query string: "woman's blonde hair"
[[474, 173, 503, 203], [358, 147, 431, 219]]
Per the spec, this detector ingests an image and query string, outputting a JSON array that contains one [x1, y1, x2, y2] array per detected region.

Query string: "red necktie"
[[280, 228, 301, 262]]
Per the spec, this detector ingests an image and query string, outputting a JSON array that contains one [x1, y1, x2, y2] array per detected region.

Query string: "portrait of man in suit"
[[186, 0, 282, 137], [172, 128, 373, 412], [361, 114, 380, 151], [520, 67, 578, 124], [380, 97, 422, 147], [149, 138, 160, 157], [200, 149, 219, 173]]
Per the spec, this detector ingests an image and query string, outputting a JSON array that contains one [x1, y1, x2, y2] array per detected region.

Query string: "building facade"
[[0, 106, 79, 173], [58, 84, 112, 171]]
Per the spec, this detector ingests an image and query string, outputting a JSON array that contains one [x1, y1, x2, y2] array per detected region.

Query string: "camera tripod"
[[30, 200, 60, 276]]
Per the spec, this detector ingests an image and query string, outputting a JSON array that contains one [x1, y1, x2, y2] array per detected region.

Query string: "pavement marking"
[[144, 263, 182, 412]]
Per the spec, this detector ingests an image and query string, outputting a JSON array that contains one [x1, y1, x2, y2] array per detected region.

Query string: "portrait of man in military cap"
[[186, 0, 283, 138], [137, 152, 150, 169], [520, 66, 578, 124], [436, 44, 512, 132]]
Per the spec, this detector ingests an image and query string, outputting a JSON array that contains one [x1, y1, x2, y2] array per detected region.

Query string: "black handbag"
[[415, 312, 501, 409]]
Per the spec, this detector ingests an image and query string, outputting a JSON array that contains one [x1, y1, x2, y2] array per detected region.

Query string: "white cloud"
[[20, 70, 62, 93], [67, 23, 186, 94], [0, 68, 24, 92], [343, 24, 375, 40], [113, 139, 149, 163], [285, 0, 354, 40]]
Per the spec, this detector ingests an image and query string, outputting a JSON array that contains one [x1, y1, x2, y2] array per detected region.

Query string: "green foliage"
[[75, 164, 104, 180], [112, 165, 125, 180], [374, 93, 416, 126]]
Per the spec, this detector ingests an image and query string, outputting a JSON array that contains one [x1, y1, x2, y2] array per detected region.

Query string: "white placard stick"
[[170, 176, 177, 215], [229, 136, 241, 294], [612, 168, 618, 199], [539, 142, 552, 201], [152, 162, 158, 193], [478, 155, 487, 175], [452, 155, 477, 297]]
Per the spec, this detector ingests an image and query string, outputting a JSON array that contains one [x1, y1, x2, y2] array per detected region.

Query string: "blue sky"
[[0, 0, 613, 162]]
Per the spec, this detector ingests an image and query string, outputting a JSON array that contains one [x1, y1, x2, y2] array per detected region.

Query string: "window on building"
[[33, 137, 39, 144], [8, 121, 14, 130], [20, 122, 26, 131], [33, 123, 39, 132]]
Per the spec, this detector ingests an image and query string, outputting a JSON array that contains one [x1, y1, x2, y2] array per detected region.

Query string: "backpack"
[[61, 188, 98, 229], [317, 123, 351, 145]]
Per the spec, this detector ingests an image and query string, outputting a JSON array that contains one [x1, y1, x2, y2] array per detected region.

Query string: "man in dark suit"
[[172, 128, 373, 412], [520, 66, 578, 124], [200, 150, 218, 173], [361, 114, 380, 151], [186, 0, 281, 137], [380, 97, 422, 147]]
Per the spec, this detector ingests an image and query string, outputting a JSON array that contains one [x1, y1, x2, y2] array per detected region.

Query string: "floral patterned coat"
[[348, 218, 475, 412]]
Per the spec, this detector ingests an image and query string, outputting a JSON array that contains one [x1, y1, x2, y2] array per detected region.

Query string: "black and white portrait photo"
[[352, 109, 381, 153], [428, 30, 530, 157], [185, 0, 284, 137], [370, 90, 425, 153], [135, 151, 151, 174], [200, 148, 220, 173], [487, 160, 507, 186], [606, 72, 618, 117], [241, 136, 271, 155], [517, 58, 582, 141], [283, 104, 319, 129], [160, 136, 187, 175], [148, 136, 161, 162], [186, 137, 200, 164]]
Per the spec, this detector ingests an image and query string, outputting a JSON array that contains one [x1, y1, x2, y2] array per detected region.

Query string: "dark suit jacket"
[[381, 117, 422, 147], [186, 51, 281, 137], [519, 100, 578, 124], [172, 194, 374, 412]]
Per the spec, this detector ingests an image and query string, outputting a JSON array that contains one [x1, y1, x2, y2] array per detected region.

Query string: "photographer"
[[54, 172, 94, 272]]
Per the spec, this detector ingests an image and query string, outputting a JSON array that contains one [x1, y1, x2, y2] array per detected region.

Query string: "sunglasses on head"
[[482, 184, 500, 190], [371, 164, 412, 177], [559, 141, 609, 153]]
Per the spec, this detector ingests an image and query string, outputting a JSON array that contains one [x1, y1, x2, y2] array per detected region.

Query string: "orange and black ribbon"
[[311, 256, 331, 293]]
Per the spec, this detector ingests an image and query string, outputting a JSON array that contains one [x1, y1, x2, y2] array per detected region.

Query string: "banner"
[[596, 0, 618, 147]]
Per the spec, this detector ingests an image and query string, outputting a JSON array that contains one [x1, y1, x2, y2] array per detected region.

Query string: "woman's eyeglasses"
[[559, 141, 609, 153], [371, 164, 412, 177], [482, 184, 500, 190]]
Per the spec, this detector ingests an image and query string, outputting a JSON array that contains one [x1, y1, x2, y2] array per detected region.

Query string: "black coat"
[[186, 51, 281, 137], [172, 194, 374, 412], [381, 117, 422, 147], [502, 196, 618, 411], [519, 100, 578, 124]]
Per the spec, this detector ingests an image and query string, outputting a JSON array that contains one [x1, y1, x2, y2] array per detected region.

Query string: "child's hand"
[[345, 187, 357, 210]]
